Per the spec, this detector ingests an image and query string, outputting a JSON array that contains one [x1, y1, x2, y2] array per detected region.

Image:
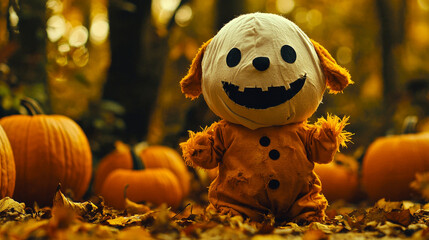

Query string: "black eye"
[[226, 48, 241, 67], [281, 45, 296, 63]]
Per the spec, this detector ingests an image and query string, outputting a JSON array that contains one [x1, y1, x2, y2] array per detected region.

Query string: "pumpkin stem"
[[402, 115, 418, 134], [20, 97, 45, 115], [130, 149, 145, 170], [56, 183, 62, 192]]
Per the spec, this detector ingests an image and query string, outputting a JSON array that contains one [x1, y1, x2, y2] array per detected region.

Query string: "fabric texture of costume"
[[179, 13, 353, 222]]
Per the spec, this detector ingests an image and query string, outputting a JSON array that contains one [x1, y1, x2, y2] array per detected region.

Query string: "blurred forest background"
[[1, 0, 429, 164]]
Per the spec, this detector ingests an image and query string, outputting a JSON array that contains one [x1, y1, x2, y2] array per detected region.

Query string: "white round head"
[[181, 13, 352, 130]]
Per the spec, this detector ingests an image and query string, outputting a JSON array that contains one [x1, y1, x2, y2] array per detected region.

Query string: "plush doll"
[[180, 13, 353, 223]]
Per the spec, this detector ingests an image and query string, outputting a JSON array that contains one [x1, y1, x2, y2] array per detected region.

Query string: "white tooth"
[[238, 85, 245, 92], [261, 86, 269, 91]]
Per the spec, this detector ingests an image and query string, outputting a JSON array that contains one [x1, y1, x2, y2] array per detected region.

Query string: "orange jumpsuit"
[[181, 115, 350, 222]]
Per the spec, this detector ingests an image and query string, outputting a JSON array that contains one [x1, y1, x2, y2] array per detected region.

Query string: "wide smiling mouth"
[[221, 74, 307, 109]]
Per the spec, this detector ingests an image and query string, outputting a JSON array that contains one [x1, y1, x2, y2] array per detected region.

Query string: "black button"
[[269, 150, 280, 160], [268, 179, 280, 189], [259, 136, 270, 147]]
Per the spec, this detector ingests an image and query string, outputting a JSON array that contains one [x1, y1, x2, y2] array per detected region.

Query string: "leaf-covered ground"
[[1, 188, 429, 240]]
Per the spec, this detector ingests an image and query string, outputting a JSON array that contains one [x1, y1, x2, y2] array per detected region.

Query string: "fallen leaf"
[[408, 223, 428, 230], [385, 209, 413, 227], [106, 213, 155, 228], [365, 207, 387, 225], [123, 185, 151, 215], [273, 222, 304, 235], [0, 197, 25, 214], [376, 221, 406, 237], [125, 198, 151, 215], [52, 185, 98, 218], [374, 198, 402, 212], [150, 204, 180, 234]]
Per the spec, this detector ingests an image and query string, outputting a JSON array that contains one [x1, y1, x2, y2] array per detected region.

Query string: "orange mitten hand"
[[307, 114, 352, 164], [180, 122, 223, 169]]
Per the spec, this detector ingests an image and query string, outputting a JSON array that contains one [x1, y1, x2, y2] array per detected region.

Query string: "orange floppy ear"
[[311, 39, 353, 93], [180, 39, 212, 99]]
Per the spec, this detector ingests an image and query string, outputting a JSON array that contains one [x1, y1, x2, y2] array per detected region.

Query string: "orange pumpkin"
[[93, 141, 190, 197], [100, 168, 183, 209], [362, 133, 429, 202], [0, 125, 15, 198], [140, 145, 190, 197], [93, 141, 132, 194], [314, 153, 359, 202], [0, 98, 92, 206]]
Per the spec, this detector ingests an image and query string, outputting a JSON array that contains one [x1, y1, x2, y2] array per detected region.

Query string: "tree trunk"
[[215, 0, 245, 30], [8, 0, 49, 111], [375, 0, 407, 133], [103, 0, 165, 143]]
